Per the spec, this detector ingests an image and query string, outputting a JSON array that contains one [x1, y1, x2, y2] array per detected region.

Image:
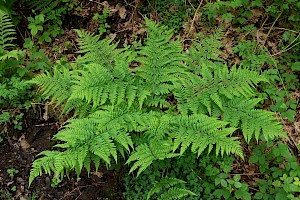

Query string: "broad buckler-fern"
[[29, 19, 286, 195]]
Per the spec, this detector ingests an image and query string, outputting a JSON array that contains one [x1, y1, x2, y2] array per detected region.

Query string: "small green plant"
[[92, 8, 111, 35], [0, 10, 31, 130], [7, 168, 19, 177], [0, 10, 52, 134], [142, 0, 195, 32], [23, 0, 75, 43], [250, 142, 300, 199], [201, 0, 300, 29], [0, 190, 13, 200], [28, 14, 44, 37]]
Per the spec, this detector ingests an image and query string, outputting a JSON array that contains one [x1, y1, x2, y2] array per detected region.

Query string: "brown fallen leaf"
[[116, 4, 126, 19], [252, 9, 263, 17], [136, 28, 146, 35], [91, 171, 104, 178], [43, 103, 49, 121], [295, 121, 300, 133], [18, 134, 30, 149]]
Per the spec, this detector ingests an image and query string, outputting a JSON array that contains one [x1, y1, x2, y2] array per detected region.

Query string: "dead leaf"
[[253, 178, 262, 183], [43, 103, 49, 121], [168, 6, 178, 12], [18, 134, 30, 149], [252, 9, 263, 17], [134, 0, 142, 7], [136, 28, 146, 35], [38, 195, 45, 200], [102, 1, 109, 9], [256, 30, 267, 44], [91, 171, 104, 178], [116, 4, 126, 19], [223, 37, 233, 55], [7, 181, 14, 186], [294, 121, 300, 133]]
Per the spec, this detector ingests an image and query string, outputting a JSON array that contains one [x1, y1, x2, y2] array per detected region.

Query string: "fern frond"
[[127, 140, 179, 176], [75, 29, 123, 68], [171, 114, 242, 158], [29, 147, 88, 187], [135, 111, 173, 140], [159, 187, 197, 200], [30, 106, 140, 185], [187, 28, 225, 74], [0, 10, 15, 53], [176, 65, 268, 115], [69, 63, 139, 108], [222, 98, 287, 142], [147, 177, 196, 200], [30, 67, 74, 107], [134, 19, 187, 108]]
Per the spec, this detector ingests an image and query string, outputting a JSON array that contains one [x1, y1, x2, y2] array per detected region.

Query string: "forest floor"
[[0, 0, 299, 199]]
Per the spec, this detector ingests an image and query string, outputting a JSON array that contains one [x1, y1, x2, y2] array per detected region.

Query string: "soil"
[[0, 106, 126, 199]]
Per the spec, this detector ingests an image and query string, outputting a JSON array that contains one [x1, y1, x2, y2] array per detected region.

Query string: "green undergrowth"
[[125, 141, 300, 200], [0, 10, 52, 136]]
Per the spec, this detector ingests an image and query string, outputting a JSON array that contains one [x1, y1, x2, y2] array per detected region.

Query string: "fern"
[[176, 64, 268, 115], [29, 105, 140, 186], [126, 113, 243, 174], [134, 18, 187, 108], [30, 66, 74, 107], [75, 30, 124, 68], [186, 28, 225, 74], [147, 177, 196, 200], [0, 10, 15, 54], [29, 19, 286, 189], [221, 98, 287, 142], [126, 139, 179, 176]]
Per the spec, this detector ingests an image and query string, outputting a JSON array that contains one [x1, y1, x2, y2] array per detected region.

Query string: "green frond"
[[147, 177, 196, 200], [127, 140, 179, 176], [30, 67, 74, 107], [159, 187, 197, 200], [134, 19, 187, 108], [131, 111, 171, 140], [29, 148, 87, 187], [75, 29, 123, 68], [89, 132, 117, 164], [53, 115, 125, 165], [175, 65, 268, 115], [171, 114, 242, 157], [186, 28, 225, 74], [222, 98, 287, 142], [69, 63, 140, 109], [0, 10, 15, 53], [63, 98, 95, 117]]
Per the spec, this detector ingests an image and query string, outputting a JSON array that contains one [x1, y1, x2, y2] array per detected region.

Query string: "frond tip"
[[147, 177, 197, 200], [0, 10, 16, 53]]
